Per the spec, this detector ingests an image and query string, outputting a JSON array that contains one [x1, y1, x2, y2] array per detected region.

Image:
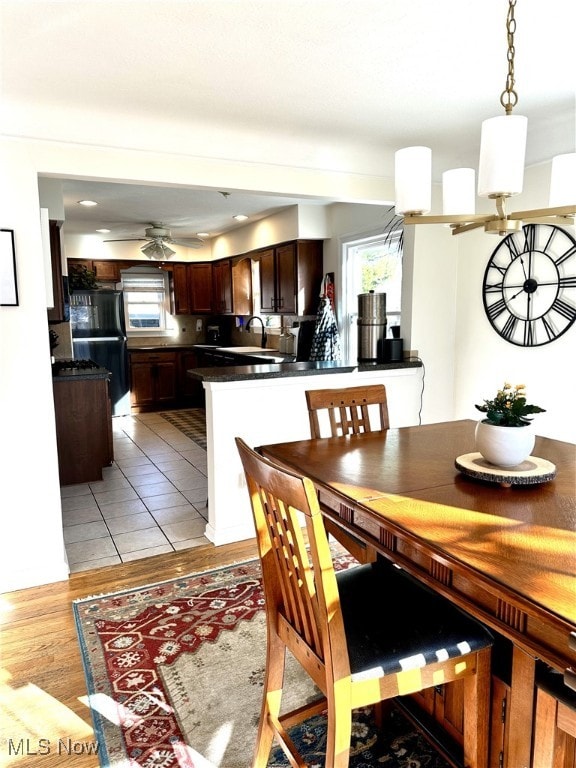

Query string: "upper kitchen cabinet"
[[188, 262, 213, 313], [68, 258, 124, 286], [212, 259, 233, 314], [232, 257, 253, 316], [259, 240, 323, 315], [172, 263, 192, 314], [92, 260, 121, 283], [47, 220, 66, 323]]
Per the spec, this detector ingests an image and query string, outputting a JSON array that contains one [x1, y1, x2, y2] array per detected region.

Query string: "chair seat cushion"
[[336, 560, 493, 681]]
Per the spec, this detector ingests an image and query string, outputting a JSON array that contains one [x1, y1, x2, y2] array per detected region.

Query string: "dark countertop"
[[128, 344, 198, 351], [188, 359, 421, 382], [52, 366, 111, 381]]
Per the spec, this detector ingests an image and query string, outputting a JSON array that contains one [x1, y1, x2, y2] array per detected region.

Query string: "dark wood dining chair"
[[305, 384, 390, 563], [305, 383, 390, 438], [236, 437, 493, 768]]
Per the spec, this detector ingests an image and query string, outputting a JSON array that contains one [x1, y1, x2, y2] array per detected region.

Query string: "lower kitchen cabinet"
[[179, 350, 205, 406], [52, 374, 113, 485], [129, 351, 177, 411]]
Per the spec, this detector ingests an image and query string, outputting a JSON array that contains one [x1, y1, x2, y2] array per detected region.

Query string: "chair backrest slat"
[[236, 438, 346, 665], [306, 384, 390, 438]]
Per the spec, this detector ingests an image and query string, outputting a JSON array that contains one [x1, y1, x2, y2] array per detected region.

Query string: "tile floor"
[[61, 411, 211, 573]]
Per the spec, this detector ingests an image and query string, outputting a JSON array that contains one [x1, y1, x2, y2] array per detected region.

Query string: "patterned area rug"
[[74, 559, 451, 768], [159, 408, 207, 449]]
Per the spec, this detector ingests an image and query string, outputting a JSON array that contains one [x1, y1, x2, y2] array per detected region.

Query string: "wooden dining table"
[[259, 419, 576, 768]]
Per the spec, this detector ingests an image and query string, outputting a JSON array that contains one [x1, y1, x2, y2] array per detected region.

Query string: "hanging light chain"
[[500, 0, 518, 114]]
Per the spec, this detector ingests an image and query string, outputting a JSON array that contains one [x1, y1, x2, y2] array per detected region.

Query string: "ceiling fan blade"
[[170, 238, 205, 248], [104, 237, 148, 242]]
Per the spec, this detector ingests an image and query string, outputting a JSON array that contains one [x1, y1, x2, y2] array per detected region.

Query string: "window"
[[121, 268, 170, 334], [341, 227, 403, 361]]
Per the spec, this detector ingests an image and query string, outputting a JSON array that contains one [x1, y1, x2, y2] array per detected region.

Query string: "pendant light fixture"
[[394, 0, 575, 236]]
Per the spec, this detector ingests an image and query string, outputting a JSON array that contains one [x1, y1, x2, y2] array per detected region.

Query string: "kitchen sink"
[[216, 346, 294, 363], [216, 346, 268, 353]]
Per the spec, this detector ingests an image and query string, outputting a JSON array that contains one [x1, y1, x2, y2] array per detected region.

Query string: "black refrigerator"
[[70, 290, 131, 416]]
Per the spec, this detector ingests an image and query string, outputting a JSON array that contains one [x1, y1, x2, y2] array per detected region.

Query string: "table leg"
[[506, 646, 536, 768]]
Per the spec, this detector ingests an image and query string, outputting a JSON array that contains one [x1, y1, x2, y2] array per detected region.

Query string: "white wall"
[[0, 141, 69, 591]]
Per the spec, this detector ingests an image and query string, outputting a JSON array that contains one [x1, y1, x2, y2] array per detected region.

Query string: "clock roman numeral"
[[541, 314, 556, 341], [559, 275, 576, 288], [523, 319, 535, 346], [555, 245, 576, 267], [542, 226, 558, 253], [504, 236, 521, 259], [487, 298, 507, 321], [551, 297, 576, 320], [502, 314, 518, 341], [485, 280, 504, 293], [523, 224, 536, 252]]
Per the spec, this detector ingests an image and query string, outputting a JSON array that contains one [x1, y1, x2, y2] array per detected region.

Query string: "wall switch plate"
[[196, 319, 203, 331]]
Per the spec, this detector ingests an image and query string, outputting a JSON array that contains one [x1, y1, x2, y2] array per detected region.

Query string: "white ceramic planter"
[[475, 420, 535, 468]]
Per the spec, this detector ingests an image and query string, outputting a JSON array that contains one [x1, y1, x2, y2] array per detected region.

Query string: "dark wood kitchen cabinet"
[[258, 240, 323, 315], [172, 263, 192, 314], [212, 259, 233, 313], [179, 350, 205, 406], [92, 260, 121, 282], [232, 256, 253, 315], [129, 351, 177, 411], [52, 374, 113, 485], [47, 221, 66, 323], [188, 262, 213, 313]]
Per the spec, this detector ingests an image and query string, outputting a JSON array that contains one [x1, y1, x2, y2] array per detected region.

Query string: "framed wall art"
[[0, 229, 18, 306]]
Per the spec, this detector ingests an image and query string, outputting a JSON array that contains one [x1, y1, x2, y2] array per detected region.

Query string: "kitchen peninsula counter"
[[197, 360, 424, 546], [189, 359, 421, 382]]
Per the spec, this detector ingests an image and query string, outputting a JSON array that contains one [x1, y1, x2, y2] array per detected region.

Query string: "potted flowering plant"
[[474, 383, 546, 467], [475, 383, 546, 427]]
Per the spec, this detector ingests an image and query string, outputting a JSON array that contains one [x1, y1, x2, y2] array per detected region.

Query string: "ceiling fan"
[[104, 222, 205, 259]]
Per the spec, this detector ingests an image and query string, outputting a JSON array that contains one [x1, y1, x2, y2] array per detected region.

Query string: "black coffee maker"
[[383, 325, 403, 362], [207, 324, 221, 344]]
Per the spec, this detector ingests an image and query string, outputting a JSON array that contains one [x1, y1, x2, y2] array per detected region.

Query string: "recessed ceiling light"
[[196, 232, 210, 238], [78, 199, 98, 207], [233, 214, 249, 222], [96, 228, 111, 233]]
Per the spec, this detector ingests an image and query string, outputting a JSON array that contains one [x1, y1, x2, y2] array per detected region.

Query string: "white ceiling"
[[1, 0, 575, 242]]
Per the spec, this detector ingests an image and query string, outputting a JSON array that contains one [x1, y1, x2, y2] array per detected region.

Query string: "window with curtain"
[[121, 268, 170, 334], [341, 227, 403, 361]]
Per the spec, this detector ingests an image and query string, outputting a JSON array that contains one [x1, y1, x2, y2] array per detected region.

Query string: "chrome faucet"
[[246, 316, 268, 348]]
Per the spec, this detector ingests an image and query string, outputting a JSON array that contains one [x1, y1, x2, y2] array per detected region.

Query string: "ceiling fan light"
[[549, 152, 576, 207], [394, 146, 431, 215], [477, 114, 527, 198], [442, 168, 476, 215], [140, 240, 175, 259]]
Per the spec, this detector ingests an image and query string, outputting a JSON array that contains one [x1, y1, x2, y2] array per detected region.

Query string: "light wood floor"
[[0, 539, 259, 768]]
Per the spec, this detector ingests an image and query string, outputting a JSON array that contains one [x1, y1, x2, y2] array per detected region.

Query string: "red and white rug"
[[74, 559, 451, 768]]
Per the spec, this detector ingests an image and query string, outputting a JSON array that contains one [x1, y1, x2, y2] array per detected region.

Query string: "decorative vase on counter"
[[475, 420, 535, 468]]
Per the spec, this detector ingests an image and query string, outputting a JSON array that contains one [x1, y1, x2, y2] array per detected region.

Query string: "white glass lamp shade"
[[477, 114, 528, 198], [549, 153, 576, 206], [395, 146, 432, 215], [142, 241, 175, 259], [442, 168, 476, 215]]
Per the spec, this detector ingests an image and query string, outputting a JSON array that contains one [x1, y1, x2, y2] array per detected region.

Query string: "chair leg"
[[325, 684, 352, 768], [252, 630, 287, 768], [462, 647, 491, 768]]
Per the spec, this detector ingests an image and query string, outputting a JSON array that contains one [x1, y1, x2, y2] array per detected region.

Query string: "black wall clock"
[[482, 223, 576, 346]]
